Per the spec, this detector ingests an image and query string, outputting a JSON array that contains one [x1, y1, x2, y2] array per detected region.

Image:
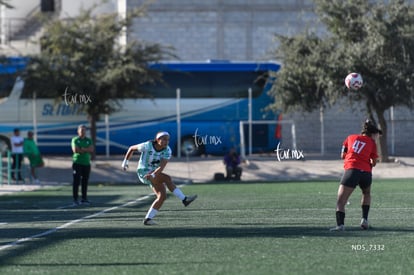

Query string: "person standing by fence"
[[11, 128, 24, 181], [23, 131, 44, 184], [71, 125, 94, 206]]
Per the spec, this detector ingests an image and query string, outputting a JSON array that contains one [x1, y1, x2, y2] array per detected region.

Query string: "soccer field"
[[1, 179, 414, 275]]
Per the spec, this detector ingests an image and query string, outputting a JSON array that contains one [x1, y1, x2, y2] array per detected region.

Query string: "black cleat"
[[183, 195, 198, 207], [143, 218, 157, 225]]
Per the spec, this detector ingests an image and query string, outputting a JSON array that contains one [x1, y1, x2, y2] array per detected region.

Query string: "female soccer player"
[[121, 131, 197, 225], [330, 120, 381, 231]]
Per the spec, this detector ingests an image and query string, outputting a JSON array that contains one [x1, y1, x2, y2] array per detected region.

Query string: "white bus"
[[0, 58, 282, 156]]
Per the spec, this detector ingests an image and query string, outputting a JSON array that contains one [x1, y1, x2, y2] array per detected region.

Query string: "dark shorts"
[[340, 169, 372, 189]]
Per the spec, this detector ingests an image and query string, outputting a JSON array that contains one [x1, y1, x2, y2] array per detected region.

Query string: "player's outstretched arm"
[[122, 145, 138, 170]]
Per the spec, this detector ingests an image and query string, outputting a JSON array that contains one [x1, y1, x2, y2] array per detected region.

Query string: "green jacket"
[[71, 136, 93, 165]]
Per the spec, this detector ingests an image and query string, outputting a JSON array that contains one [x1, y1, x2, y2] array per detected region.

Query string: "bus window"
[[141, 71, 267, 98], [0, 74, 18, 98]]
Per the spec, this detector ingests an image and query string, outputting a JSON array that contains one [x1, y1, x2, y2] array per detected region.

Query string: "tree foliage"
[[268, 0, 414, 161], [23, 4, 174, 157]]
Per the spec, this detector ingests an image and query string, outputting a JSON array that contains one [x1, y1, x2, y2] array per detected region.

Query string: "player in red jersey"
[[330, 120, 382, 231]]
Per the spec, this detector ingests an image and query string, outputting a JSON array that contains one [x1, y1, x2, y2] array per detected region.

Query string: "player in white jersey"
[[121, 131, 197, 225]]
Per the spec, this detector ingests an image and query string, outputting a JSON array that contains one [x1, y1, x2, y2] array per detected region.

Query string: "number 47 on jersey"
[[352, 140, 366, 154]]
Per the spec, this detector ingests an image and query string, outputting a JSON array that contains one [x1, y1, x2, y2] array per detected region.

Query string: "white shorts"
[[137, 169, 152, 185]]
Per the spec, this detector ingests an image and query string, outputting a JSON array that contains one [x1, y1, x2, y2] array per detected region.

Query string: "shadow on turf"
[[0, 263, 163, 268], [0, 190, 154, 224], [3, 225, 414, 245], [2, 224, 414, 266], [130, 226, 414, 238]]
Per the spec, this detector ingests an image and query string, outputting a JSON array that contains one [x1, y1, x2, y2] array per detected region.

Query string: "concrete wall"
[[60, 0, 116, 18], [4, 0, 38, 19], [128, 0, 320, 61], [2, 0, 39, 42]]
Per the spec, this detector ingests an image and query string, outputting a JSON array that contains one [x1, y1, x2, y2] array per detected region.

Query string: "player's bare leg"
[[143, 179, 166, 225], [336, 185, 354, 213], [331, 185, 354, 231]]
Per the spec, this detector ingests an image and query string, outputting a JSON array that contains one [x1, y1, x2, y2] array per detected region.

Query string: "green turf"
[[1, 179, 413, 274]]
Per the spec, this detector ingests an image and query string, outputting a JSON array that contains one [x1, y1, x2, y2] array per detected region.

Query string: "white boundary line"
[[0, 194, 154, 252]]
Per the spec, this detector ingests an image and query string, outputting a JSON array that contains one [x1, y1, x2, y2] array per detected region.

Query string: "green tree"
[[268, 0, 414, 161], [23, 5, 174, 157]]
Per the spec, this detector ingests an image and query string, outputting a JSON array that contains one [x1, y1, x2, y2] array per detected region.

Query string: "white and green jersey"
[[135, 140, 172, 174]]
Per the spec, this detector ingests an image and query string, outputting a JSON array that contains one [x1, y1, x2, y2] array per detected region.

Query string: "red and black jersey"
[[342, 134, 378, 172]]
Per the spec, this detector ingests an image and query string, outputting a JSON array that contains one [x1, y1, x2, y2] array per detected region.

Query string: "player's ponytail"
[[361, 119, 382, 136]]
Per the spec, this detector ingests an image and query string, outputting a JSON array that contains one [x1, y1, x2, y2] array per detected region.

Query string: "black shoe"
[[72, 200, 80, 206], [183, 195, 198, 207], [81, 199, 90, 205], [143, 218, 156, 225]]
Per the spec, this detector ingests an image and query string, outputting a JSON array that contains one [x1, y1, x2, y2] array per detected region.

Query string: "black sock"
[[336, 211, 345, 226], [362, 205, 370, 220]]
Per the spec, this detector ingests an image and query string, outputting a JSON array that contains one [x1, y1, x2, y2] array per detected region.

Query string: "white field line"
[[0, 194, 154, 252]]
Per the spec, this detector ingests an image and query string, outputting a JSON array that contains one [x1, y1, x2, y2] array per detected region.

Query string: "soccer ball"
[[345, 73, 363, 90]]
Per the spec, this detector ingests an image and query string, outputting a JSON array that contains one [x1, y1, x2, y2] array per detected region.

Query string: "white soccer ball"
[[345, 73, 363, 90]]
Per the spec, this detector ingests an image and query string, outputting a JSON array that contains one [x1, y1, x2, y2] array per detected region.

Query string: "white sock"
[[173, 188, 186, 201], [145, 208, 158, 219]]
